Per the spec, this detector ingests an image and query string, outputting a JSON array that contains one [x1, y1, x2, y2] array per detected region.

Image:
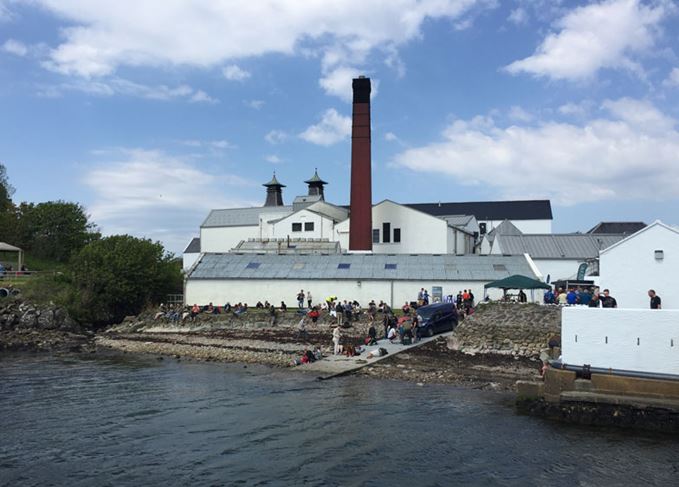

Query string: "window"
[[372, 229, 380, 243], [479, 223, 487, 235], [337, 263, 351, 269], [292, 223, 302, 232], [246, 262, 261, 269], [384, 263, 397, 270], [655, 250, 664, 260], [493, 264, 507, 272], [393, 228, 401, 243], [304, 222, 314, 232], [383, 222, 391, 243]]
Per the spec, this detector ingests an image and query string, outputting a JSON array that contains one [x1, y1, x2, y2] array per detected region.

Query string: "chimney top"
[[352, 77, 371, 104]]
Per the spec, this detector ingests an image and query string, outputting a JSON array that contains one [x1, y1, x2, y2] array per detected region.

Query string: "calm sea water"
[[1, 353, 678, 487]]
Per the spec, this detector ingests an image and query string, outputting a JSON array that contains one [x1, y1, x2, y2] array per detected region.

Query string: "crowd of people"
[[543, 287, 663, 310]]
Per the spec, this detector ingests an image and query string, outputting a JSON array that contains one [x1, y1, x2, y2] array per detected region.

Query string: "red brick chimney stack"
[[349, 76, 372, 251]]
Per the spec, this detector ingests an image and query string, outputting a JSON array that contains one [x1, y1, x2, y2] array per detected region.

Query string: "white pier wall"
[[561, 307, 679, 375]]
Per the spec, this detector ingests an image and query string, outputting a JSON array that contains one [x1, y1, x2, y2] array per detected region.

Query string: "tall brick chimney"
[[349, 76, 372, 251]]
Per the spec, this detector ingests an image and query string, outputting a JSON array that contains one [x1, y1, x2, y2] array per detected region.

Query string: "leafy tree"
[[0, 162, 14, 211], [68, 235, 183, 326], [19, 201, 100, 262]]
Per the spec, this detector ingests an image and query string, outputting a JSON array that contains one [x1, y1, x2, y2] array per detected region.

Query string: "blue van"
[[416, 302, 458, 337]]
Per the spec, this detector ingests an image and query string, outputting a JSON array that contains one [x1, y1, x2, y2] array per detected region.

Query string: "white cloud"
[[505, 0, 670, 81], [83, 148, 253, 253], [180, 139, 235, 150], [319, 65, 363, 102], [190, 90, 219, 103], [384, 132, 399, 142], [508, 105, 533, 122], [264, 130, 288, 145], [394, 98, 679, 204], [222, 64, 251, 81], [265, 154, 282, 164], [299, 108, 351, 146], [663, 67, 679, 88], [29, 0, 495, 101], [244, 99, 265, 109], [507, 7, 528, 26], [2, 38, 28, 56], [38, 77, 216, 102], [558, 100, 593, 117]]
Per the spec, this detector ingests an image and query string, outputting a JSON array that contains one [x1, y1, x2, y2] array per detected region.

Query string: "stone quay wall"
[[447, 303, 561, 359]]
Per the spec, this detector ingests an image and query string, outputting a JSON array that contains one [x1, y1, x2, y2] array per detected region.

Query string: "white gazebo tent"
[[0, 242, 23, 272]]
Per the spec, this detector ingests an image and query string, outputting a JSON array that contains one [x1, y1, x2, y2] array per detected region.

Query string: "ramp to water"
[[305, 331, 453, 380]]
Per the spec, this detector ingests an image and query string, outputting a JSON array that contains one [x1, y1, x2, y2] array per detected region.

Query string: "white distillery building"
[[481, 220, 627, 283], [184, 253, 540, 307], [184, 170, 554, 258], [599, 221, 679, 309]]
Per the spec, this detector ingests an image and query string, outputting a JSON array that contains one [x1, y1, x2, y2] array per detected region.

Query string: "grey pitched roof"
[[407, 199, 553, 220], [233, 239, 342, 254], [187, 253, 536, 281], [183, 237, 201, 254], [496, 234, 626, 259], [202, 206, 292, 228], [444, 215, 475, 227], [587, 221, 646, 234], [269, 201, 349, 225], [488, 220, 523, 238]]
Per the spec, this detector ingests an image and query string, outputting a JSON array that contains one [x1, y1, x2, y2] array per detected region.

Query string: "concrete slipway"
[[305, 331, 454, 380]]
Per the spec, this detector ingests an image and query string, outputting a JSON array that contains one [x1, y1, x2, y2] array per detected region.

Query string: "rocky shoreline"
[[2, 302, 554, 391]]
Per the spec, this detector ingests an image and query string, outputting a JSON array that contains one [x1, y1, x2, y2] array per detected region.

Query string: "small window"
[[384, 263, 397, 270], [304, 222, 314, 232], [383, 222, 391, 243], [372, 229, 380, 243], [655, 250, 664, 260], [393, 228, 401, 243], [337, 263, 351, 269], [479, 223, 487, 235], [246, 262, 260, 269], [292, 223, 302, 232], [493, 264, 507, 271]]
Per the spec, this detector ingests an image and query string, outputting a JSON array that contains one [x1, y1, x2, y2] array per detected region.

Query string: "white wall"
[[270, 210, 336, 240], [532, 259, 588, 283], [600, 223, 679, 309], [483, 219, 552, 235], [183, 252, 200, 271], [200, 226, 259, 253], [185, 278, 505, 308], [335, 200, 450, 254], [562, 307, 679, 375]]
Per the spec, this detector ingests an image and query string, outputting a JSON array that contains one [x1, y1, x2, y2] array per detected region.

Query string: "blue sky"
[[1, 0, 678, 253]]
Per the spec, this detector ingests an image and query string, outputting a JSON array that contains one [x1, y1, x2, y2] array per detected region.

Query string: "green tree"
[[19, 201, 100, 262], [68, 235, 183, 326], [0, 162, 14, 211]]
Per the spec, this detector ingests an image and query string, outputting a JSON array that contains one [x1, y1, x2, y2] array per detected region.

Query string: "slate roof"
[[187, 253, 536, 281], [202, 206, 292, 228], [407, 200, 553, 220], [183, 237, 201, 254], [587, 221, 646, 235], [443, 215, 475, 228], [496, 234, 626, 259], [233, 239, 342, 254]]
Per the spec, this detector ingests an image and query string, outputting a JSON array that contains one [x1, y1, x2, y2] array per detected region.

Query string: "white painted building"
[[182, 237, 201, 271], [599, 221, 679, 309], [335, 200, 476, 255], [185, 253, 539, 307], [481, 220, 626, 284]]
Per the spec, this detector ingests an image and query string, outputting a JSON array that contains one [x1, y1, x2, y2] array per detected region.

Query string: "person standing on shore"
[[307, 291, 313, 308], [269, 305, 277, 326], [297, 290, 305, 309], [332, 326, 341, 355], [601, 289, 617, 308], [648, 290, 662, 309]]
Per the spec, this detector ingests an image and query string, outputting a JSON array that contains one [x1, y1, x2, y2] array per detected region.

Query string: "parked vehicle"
[[416, 302, 458, 337]]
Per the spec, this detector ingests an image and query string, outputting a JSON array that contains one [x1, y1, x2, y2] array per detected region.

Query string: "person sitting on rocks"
[[234, 303, 247, 317], [223, 302, 232, 313], [206, 302, 215, 313], [367, 325, 378, 345], [191, 303, 200, 319], [256, 301, 264, 309], [313, 347, 323, 361], [280, 301, 288, 312], [307, 307, 320, 325], [154, 303, 167, 320], [387, 325, 398, 343], [264, 301, 271, 308], [402, 325, 414, 346], [211, 305, 221, 315], [305, 349, 316, 363]]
